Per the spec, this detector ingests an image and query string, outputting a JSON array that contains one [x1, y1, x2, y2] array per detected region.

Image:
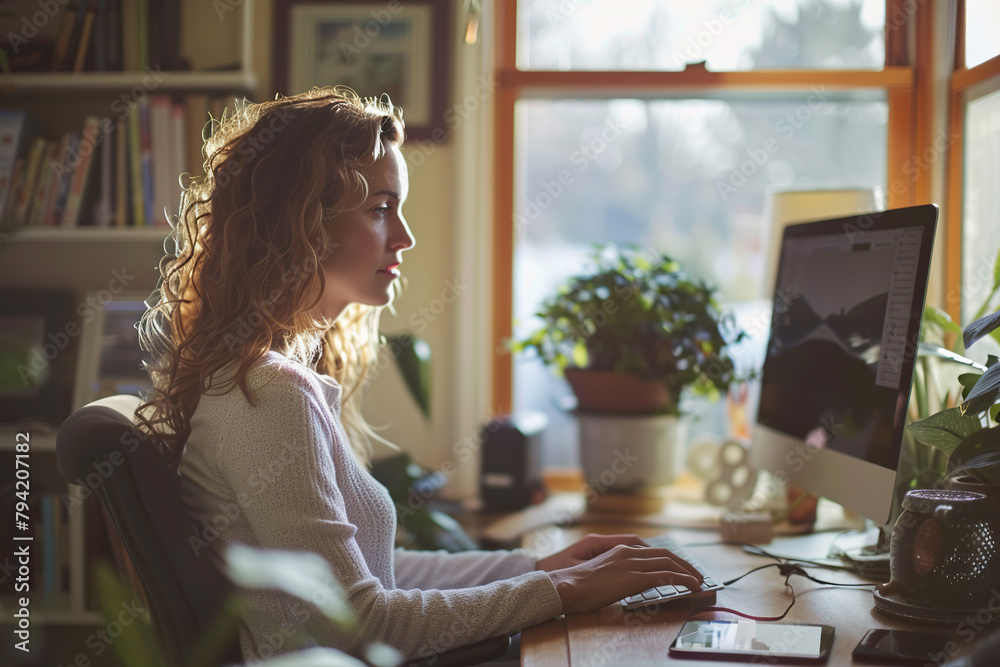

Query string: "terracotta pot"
[[564, 368, 672, 414]]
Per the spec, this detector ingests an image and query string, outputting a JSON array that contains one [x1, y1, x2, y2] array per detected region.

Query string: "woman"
[[136, 87, 702, 662]]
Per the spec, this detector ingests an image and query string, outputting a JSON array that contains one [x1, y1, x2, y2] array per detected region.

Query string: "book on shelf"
[[150, 97, 172, 226], [0, 110, 38, 222], [48, 132, 79, 226], [116, 117, 128, 227], [61, 116, 101, 227], [28, 142, 61, 227], [127, 107, 145, 227], [4, 0, 182, 74], [170, 101, 187, 220], [4, 99, 193, 229], [98, 120, 115, 226], [73, 7, 98, 73], [50, 4, 79, 72], [12, 138, 47, 225], [2, 159, 24, 223], [40, 495, 52, 595], [139, 100, 154, 226]]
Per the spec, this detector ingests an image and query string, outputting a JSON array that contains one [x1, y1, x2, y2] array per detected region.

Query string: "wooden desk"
[[520, 524, 974, 666]]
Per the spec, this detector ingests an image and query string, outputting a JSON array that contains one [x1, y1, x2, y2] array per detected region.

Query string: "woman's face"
[[313, 143, 415, 320]]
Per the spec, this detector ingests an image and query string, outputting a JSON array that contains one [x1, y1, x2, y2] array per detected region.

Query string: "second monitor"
[[749, 204, 938, 526]]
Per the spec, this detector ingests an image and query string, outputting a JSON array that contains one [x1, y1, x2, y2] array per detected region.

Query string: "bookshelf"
[[0, 0, 259, 646], [0, 70, 257, 94]]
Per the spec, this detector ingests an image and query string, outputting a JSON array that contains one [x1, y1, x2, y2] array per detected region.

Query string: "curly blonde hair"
[[136, 87, 404, 469]]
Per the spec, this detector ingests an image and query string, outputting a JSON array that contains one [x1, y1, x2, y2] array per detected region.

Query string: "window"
[[518, 0, 886, 71], [494, 0, 921, 468], [965, 0, 1000, 69], [960, 89, 1000, 320], [948, 0, 1000, 326]]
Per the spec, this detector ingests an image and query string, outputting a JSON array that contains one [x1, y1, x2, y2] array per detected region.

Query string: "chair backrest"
[[56, 395, 243, 667]]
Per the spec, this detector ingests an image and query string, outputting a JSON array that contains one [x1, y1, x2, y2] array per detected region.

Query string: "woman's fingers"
[[609, 545, 703, 581]]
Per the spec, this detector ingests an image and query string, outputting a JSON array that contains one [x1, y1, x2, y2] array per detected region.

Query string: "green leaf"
[[226, 544, 356, 631], [917, 342, 984, 369], [370, 453, 422, 501], [385, 333, 431, 419], [948, 428, 1000, 484], [959, 372, 982, 400], [906, 407, 984, 455], [92, 559, 167, 667], [948, 426, 1000, 466], [961, 363, 1000, 416], [963, 310, 1000, 350], [995, 246, 1000, 293], [922, 306, 962, 335]]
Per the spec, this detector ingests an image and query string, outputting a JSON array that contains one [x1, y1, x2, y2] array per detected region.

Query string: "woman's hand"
[[536, 533, 650, 572], [541, 540, 704, 615]]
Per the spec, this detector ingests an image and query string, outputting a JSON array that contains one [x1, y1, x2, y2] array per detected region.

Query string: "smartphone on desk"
[[853, 629, 958, 664], [669, 620, 834, 663]]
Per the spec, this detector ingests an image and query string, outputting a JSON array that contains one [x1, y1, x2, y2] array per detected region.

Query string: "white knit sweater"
[[179, 351, 563, 661]]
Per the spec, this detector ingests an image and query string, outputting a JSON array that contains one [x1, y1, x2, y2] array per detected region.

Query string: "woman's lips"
[[379, 263, 401, 277]]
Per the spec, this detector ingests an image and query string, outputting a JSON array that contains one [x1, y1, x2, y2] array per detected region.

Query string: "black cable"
[[691, 543, 875, 621]]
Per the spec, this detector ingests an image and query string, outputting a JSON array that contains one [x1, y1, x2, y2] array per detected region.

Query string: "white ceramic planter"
[[575, 412, 688, 493]]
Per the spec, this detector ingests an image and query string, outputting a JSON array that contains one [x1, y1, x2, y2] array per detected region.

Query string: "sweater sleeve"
[[394, 548, 539, 590], [215, 370, 563, 659]]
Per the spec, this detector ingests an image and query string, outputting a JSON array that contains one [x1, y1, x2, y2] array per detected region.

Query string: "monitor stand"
[[826, 520, 892, 580]]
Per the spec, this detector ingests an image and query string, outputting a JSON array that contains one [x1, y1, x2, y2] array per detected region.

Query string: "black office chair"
[[56, 395, 511, 667]]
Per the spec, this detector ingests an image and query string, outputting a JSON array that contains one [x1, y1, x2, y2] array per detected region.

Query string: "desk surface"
[[520, 523, 973, 666]]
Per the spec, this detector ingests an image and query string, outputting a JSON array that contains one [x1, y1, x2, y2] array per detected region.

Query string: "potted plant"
[[512, 245, 745, 495], [906, 307, 1000, 497]]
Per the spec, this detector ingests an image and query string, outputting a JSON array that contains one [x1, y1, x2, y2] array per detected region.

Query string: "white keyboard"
[[620, 534, 724, 610]]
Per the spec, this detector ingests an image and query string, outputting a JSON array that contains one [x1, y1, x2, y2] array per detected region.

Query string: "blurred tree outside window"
[[509, 0, 890, 468], [965, 0, 1000, 69]]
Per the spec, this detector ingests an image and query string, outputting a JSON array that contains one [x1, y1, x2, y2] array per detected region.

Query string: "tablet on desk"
[[669, 620, 834, 663]]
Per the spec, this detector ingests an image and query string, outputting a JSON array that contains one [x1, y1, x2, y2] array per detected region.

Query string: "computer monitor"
[[749, 204, 938, 526]]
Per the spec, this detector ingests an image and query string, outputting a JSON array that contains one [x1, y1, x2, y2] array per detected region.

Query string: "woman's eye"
[[373, 205, 391, 217]]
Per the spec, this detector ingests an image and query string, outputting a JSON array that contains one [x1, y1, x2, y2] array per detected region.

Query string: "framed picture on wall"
[[0, 290, 77, 426], [273, 0, 450, 141], [74, 292, 153, 408]]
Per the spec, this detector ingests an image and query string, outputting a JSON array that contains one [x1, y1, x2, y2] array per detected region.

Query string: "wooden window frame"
[[491, 0, 934, 412], [944, 0, 1000, 323]]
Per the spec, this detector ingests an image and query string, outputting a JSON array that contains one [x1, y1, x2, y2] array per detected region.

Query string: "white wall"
[[234, 0, 494, 498]]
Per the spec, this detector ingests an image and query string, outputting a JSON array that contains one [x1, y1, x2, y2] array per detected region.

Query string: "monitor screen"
[[749, 204, 937, 525]]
